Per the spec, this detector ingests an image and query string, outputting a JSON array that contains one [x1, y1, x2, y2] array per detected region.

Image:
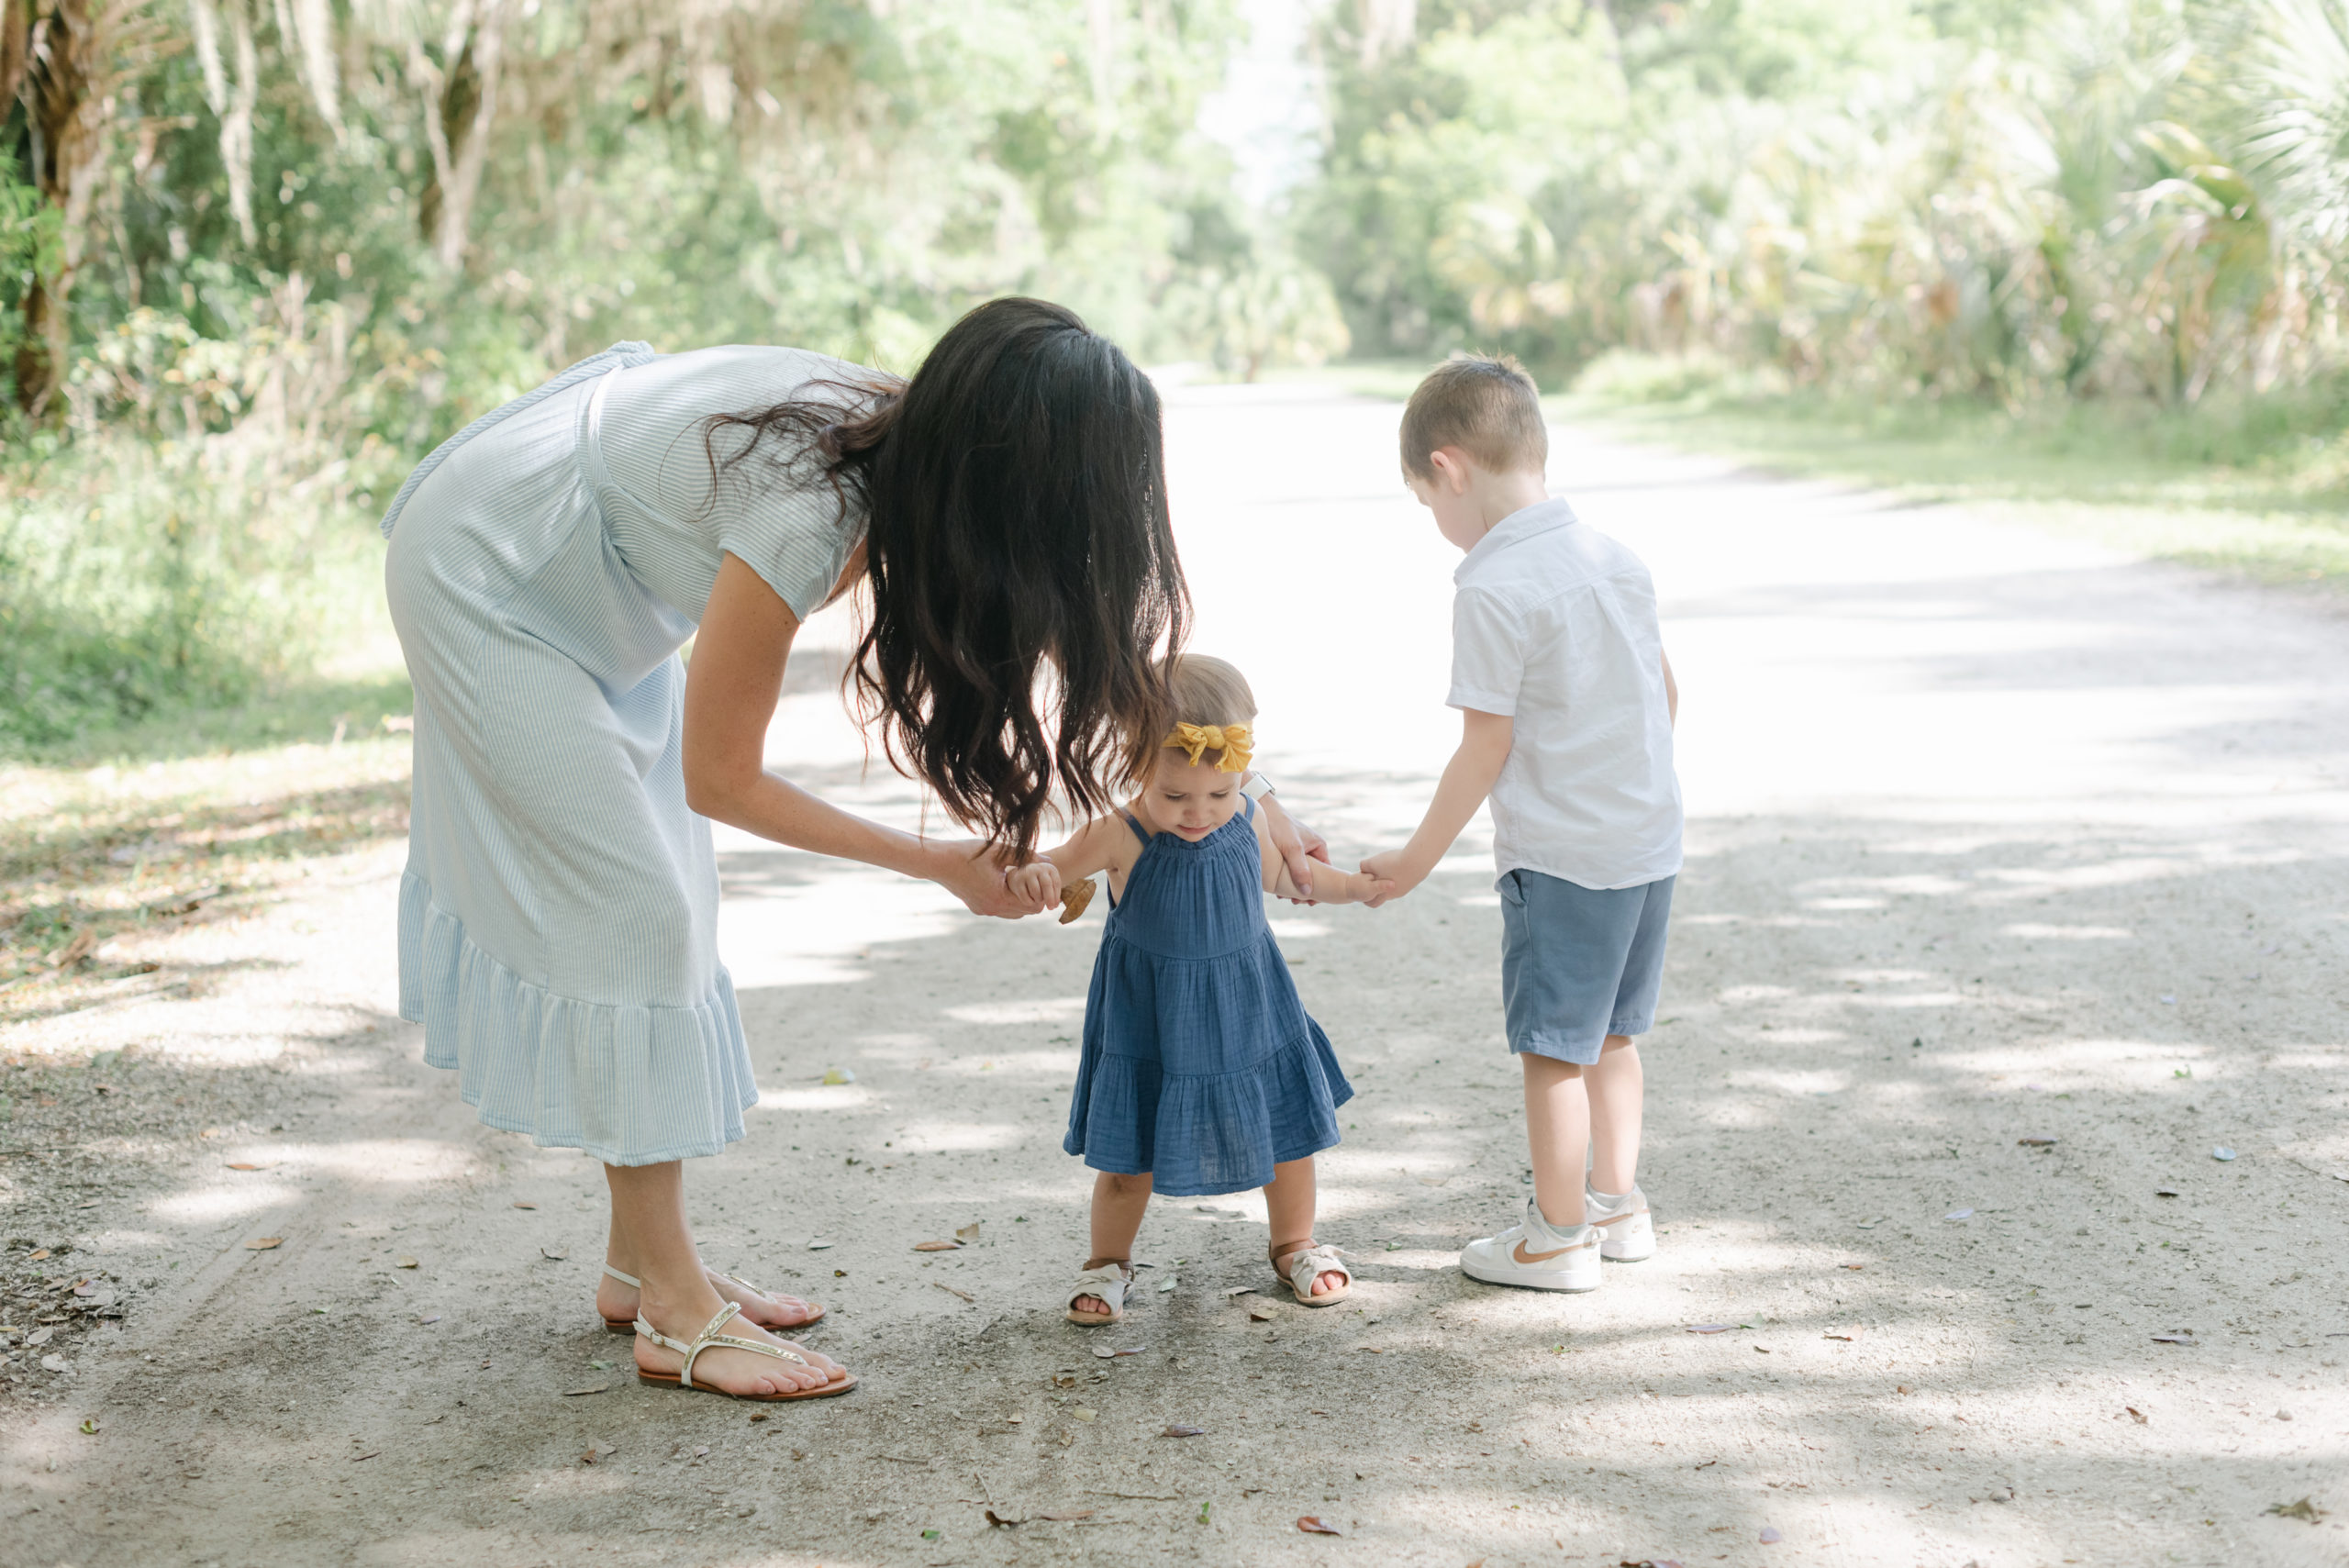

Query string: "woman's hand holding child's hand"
[[1008, 860, 1063, 909]]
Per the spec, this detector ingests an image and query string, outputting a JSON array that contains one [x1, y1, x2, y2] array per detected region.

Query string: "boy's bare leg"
[[1074, 1171, 1152, 1315], [1264, 1156, 1341, 1296], [1521, 1052, 1591, 1228], [1584, 1034, 1644, 1195]]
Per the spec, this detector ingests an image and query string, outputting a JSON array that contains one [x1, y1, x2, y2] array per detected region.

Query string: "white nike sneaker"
[[1460, 1199, 1601, 1292], [1586, 1184, 1655, 1262]]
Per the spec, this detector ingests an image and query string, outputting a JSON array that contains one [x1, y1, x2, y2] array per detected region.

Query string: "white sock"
[[1586, 1185, 1632, 1211]]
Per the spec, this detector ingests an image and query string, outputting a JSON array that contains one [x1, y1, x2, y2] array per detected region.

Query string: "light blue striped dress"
[[381, 343, 873, 1165]]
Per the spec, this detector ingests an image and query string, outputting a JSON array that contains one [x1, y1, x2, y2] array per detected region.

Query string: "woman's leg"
[[606, 1162, 850, 1395], [1265, 1157, 1341, 1296], [1522, 1052, 1591, 1228], [596, 1190, 823, 1331], [1073, 1172, 1152, 1316], [1584, 1035, 1644, 1195]]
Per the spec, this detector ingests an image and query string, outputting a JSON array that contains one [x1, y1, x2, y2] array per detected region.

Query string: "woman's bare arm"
[[683, 552, 1044, 918]]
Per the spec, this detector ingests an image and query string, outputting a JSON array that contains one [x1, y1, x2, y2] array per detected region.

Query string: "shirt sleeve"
[[1447, 586, 1524, 716], [709, 467, 857, 622]]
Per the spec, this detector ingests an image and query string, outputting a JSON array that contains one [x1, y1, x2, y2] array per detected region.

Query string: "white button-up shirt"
[[1447, 498, 1683, 891]]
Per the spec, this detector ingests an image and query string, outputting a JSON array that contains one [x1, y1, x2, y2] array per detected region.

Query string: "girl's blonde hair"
[[1147, 654, 1256, 770]]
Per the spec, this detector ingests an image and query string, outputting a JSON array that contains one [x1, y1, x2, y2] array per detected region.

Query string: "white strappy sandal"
[[1065, 1262, 1134, 1326], [632, 1300, 856, 1401], [599, 1262, 824, 1335], [1275, 1242, 1352, 1307]]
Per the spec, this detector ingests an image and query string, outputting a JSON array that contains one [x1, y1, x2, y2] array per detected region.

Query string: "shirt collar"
[[1455, 496, 1576, 583]]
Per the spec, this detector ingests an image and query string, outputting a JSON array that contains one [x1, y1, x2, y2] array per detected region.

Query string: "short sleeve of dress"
[[592, 344, 874, 623], [1447, 585, 1525, 716], [705, 439, 856, 622]]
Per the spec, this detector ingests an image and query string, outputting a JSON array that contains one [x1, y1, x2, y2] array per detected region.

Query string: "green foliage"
[[3, 0, 1266, 755], [1310, 0, 2349, 411]]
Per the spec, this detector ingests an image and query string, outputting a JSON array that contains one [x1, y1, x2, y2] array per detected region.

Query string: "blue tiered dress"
[[1063, 798, 1353, 1197]]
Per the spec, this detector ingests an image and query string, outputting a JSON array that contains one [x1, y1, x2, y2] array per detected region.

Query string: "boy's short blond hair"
[[1399, 352, 1547, 480], [1146, 654, 1257, 768]]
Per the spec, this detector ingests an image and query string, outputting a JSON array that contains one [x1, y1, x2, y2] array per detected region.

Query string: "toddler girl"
[[1009, 655, 1391, 1324]]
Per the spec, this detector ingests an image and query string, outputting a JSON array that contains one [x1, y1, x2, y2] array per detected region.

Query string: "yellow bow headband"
[[1163, 721, 1253, 773]]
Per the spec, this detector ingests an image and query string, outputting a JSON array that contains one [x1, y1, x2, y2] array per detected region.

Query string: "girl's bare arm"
[[1009, 813, 1141, 905], [1252, 810, 1392, 905]]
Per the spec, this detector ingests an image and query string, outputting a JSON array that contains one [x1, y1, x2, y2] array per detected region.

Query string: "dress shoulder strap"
[[1119, 808, 1152, 841]]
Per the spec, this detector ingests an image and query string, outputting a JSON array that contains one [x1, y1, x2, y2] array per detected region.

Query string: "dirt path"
[[4, 383, 2346, 1568]]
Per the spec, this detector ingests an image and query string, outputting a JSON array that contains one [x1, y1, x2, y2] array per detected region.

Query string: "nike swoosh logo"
[[1593, 1210, 1645, 1227], [1512, 1238, 1586, 1264]]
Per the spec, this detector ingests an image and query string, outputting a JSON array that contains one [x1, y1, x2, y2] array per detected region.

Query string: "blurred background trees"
[[6, 0, 2348, 751]]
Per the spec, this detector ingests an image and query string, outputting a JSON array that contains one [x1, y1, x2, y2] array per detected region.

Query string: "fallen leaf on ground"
[[40, 1354, 69, 1373], [1158, 1276, 1179, 1293], [224, 1162, 278, 1172], [25, 1328, 51, 1347], [27, 1249, 49, 1262], [2155, 1187, 2180, 1197], [78, 1418, 98, 1434], [395, 1257, 418, 1269], [2126, 1407, 2147, 1423], [580, 1448, 600, 1464], [1685, 1324, 1731, 1334], [2152, 1333, 2198, 1345], [562, 1383, 607, 1396], [351, 1451, 380, 1462], [820, 1068, 855, 1085], [1249, 1309, 1274, 1322], [807, 1239, 833, 1250], [2266, 1498, 2327, 1523], [539, 1247, 568, 1262], [417, 1315, 440, 1325], [1753, 1345, 1771, 1354], [244, 1237, 283, 1251], [2017, 1138, 2056, 1147], [1840, 1262, 1863, 1271], [913, 1240, 962, 1251], [985, 1508, 1025, 1527], [1223, 1285, 1254, 1296], [1759, 1526, 1783, 1543], [1297, 1516, 1341, 1535], [1072, 1407, 1097, 1422], [1164, 1425, 1205, 1438], [933, 1281, 975, 1303], [956, 1222, 981, 1243], [2211, 1147, 2237, 1162], [51, 929, 97, 968], [747, 1411, 767, 1423], [1823, 1330, 1861, 1341], [512, 1202, 537, 1210]]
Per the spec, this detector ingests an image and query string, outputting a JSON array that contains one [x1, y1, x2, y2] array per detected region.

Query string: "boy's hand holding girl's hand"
[[1355, 850, 1419, 907]]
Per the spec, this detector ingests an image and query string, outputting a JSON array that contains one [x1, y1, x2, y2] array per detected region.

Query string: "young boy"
[[1362, 354, 1681, 1293]]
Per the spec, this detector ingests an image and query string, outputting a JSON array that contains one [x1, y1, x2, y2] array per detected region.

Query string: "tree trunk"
[[8, 0, 124, 417], [416, 0, 504, 271]]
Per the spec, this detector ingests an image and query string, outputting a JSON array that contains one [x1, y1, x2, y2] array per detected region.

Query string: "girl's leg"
[[1264, 1156, 1341, 1296], [1521, 1053, 1591, 1229], [604, 1161, 850, 1396], [1584, 1035, 1644, 1195], [1074, 1171, 1153, 1316]]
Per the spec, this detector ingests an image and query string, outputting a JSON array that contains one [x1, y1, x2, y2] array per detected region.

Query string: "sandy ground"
[[3, 382, 2347, 1568]]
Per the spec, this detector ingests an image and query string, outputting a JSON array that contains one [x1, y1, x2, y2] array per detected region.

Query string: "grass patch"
[[1550, 354, 2349, 593]]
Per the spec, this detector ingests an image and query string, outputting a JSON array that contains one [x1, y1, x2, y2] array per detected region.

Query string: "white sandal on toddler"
[[1275, 1241, 1352, 1307], [1065, 1262, 1134, 1326]]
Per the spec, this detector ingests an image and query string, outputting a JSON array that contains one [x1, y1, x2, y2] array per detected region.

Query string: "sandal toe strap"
[[1068, 1262, 1131, 1313], [1287, 1243, 1351, 1294]]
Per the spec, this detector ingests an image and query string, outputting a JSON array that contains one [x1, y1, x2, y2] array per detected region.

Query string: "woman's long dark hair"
[[707, 297, 1188, 859]]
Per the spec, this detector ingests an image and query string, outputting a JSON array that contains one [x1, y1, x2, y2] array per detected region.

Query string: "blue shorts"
[[1499, 870, 1675, 1065]]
